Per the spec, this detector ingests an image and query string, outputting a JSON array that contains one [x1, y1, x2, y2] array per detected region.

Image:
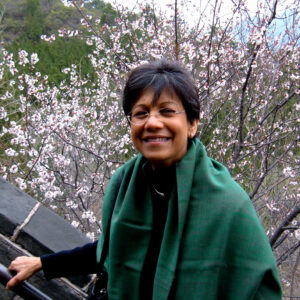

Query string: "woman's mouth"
[[144, 137, 170, 142]]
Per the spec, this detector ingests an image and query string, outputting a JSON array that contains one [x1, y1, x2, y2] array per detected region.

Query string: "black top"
[[139, 164, 175, 299], [41, 241, 98, 279], [41, 165, 176, 297]]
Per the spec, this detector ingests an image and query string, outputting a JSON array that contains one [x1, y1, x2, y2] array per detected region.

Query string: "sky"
[[105, 0, 262, 17], [105, 0, 242, 23], [104, 0, 294, 26]]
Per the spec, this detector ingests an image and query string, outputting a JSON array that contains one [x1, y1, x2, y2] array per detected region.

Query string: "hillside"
[[0, 0, 117, 84], [0, 0, 116, 43]]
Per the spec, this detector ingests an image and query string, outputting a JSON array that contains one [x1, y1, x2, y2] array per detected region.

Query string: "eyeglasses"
[[126, 108, 185, 126]]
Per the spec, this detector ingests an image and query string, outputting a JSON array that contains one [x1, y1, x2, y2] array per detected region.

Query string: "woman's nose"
[[144, 113, 164, 129]]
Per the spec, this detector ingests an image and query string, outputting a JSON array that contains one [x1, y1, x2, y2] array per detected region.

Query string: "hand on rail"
[[6, 256, 42, 290]]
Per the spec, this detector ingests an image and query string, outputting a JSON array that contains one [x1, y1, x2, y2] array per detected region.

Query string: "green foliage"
[[85, 0, 117, 26], [6, 36, 95, 85], [1, 0, 119, 87], [24, 0, 44, 42], [44, 3, 80, 32]]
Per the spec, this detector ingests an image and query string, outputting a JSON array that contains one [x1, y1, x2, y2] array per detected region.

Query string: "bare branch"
[[174, 0, 179, 60], [277, 240, 300, 266], [270, 205, 300, 247]]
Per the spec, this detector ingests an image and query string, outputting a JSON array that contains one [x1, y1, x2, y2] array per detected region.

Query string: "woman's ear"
[[188, 119, 199, 138]]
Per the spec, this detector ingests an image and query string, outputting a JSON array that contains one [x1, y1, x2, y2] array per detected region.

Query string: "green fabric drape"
[[97, 138, 282, 300]]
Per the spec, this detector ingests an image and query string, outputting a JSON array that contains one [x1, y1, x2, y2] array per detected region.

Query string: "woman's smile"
[[142, 136, 171, 143]]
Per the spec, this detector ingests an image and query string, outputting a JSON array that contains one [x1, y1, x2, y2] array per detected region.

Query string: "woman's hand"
[[6, 256, 42, 290]]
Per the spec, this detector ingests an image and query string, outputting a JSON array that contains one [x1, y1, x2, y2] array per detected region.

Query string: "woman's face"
[[130, 89, 198, 169]]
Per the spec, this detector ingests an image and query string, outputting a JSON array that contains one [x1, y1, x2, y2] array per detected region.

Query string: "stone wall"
[[0, 177, 93, 299]]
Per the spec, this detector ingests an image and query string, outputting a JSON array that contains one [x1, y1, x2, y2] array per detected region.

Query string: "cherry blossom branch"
[[71, 0, 130, 71], [24, 137, 47, 180], [231, 0, 279, 167], [276, 240, 300, 266], [174, 0, 179, 60], [205, 0, 219, 97], [250, 139, 298, 199], [270, 204, 300, 247], [51, 129, 124, 165], [273, 232, 289, 250]]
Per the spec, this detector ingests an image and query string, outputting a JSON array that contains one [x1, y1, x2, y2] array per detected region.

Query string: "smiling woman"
[[7, 59, 282, 300], [122, 59, 199, 169]]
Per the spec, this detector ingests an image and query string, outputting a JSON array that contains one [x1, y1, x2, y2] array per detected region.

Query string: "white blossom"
[[71, 221, 80, 228], [18, 50, 29, 66], [9, 165, 18, 173], [5, 148, 18, 157], [31, 53, 39, 65]]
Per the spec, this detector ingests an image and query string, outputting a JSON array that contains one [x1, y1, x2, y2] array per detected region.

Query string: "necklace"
[[153, 186, 165, 197]]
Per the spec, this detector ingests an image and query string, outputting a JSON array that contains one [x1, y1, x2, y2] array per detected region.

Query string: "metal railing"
[[0, 263, 52, 300]]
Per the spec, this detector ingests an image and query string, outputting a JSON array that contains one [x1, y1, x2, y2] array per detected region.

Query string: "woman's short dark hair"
[[122, 59, 200, 123]]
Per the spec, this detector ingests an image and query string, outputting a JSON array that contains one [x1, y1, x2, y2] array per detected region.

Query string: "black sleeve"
[[40, 241, 98, 280]]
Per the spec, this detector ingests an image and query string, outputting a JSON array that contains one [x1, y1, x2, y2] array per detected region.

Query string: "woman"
[[7, 59, 282, 299]]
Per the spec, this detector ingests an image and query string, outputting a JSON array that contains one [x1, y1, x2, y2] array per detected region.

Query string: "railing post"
[[0, 263, 52, 300]]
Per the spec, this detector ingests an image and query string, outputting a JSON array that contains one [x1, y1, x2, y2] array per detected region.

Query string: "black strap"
[[98, 171, 123, 271]]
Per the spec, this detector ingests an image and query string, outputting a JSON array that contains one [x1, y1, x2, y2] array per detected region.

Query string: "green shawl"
[[97, 138, 282, 300]]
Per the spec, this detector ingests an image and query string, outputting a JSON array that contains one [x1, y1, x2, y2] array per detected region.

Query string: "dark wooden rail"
[[0, 263, 52, 300]]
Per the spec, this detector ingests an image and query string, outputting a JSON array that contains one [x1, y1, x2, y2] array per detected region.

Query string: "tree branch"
[[277, 240, 300, 266], [270, 204, 300, 247], [174, 0, 179, 60]]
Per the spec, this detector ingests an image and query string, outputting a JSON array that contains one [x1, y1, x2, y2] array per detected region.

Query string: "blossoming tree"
[[0, 0, 299, 293]]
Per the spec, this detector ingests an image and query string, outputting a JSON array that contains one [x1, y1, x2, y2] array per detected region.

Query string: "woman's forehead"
[[132, 88, 183, 108]]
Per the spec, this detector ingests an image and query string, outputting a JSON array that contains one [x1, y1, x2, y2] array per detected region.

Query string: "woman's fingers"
[[6, 256, 42, 290], [6, 272, 23, 290]]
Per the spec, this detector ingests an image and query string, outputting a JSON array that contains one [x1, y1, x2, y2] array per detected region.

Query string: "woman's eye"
[[132, 111, 148, 119], [160, 108, 176, 117]]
